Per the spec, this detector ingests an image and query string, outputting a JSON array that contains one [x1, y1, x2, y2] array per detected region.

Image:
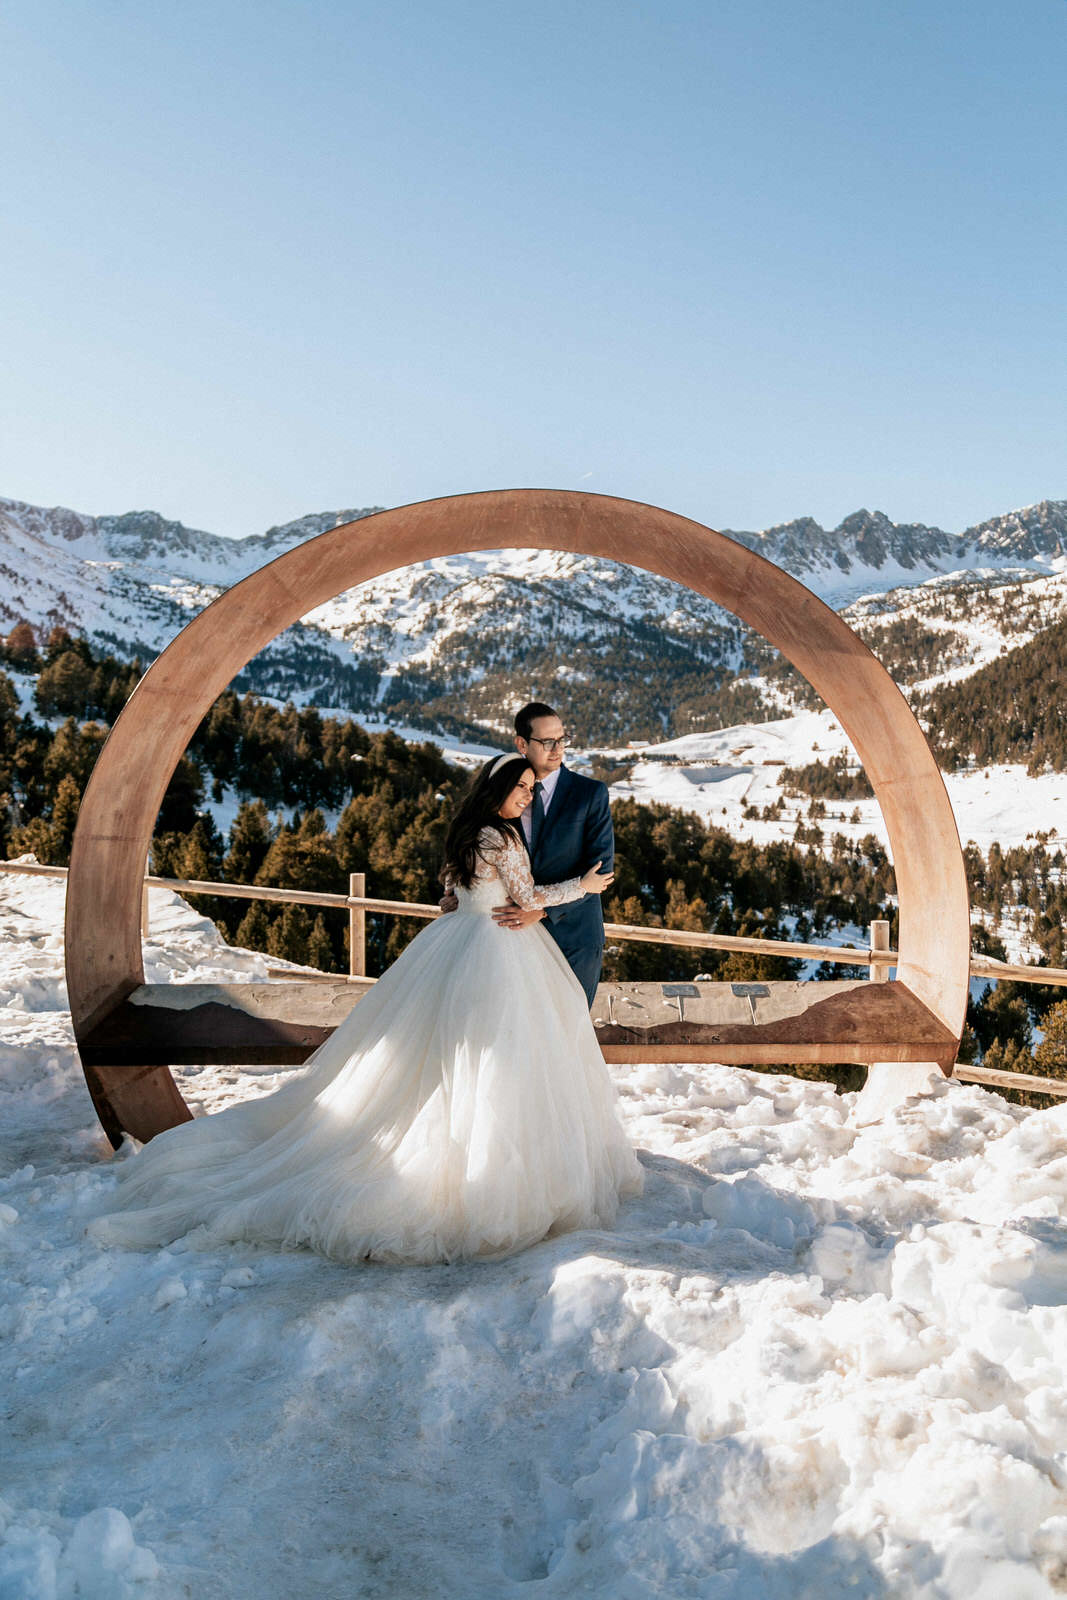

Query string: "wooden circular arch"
[[65, 489, 971, 1141]]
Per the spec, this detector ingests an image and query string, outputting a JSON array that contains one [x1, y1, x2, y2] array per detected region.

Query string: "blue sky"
[[2, 0, 1065, 538]]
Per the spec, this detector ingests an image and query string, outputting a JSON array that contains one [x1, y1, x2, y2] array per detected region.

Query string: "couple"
[[91, 702, 643, 1265]]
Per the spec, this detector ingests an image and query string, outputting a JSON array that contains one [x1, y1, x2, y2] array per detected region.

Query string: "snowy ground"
[[607, 709, 1067, 865], [3, 872, 1067, 1599]]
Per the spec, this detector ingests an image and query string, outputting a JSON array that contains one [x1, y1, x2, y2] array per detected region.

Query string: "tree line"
[[917, 615, 1067, 774], [3, 622, 1064, 1097]]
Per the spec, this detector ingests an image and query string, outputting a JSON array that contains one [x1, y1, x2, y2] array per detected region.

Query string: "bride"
[[90, 752, 644, 1264]]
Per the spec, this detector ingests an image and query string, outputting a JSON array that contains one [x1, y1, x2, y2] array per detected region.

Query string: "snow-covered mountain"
[[3, 492, 1066, 741], [725, 501, 1067, 604]]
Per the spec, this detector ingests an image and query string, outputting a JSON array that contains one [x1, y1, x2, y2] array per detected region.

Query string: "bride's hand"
[[580, 862, 615, 896]]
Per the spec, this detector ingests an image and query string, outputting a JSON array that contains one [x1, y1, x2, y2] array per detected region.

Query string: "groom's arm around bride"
[[491, 701, 614, 1008]]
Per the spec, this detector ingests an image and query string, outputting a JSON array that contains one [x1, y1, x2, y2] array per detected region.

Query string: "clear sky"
[[2, 0, 1065, 539]]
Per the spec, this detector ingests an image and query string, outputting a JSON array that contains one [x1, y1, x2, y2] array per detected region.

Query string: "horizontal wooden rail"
[[601, 921, 884, 965], [968, 954, 1067, 988], [4, 857, 1067, 984], [955, 1063, 1067, 1098], [2, 859, 885, 964]]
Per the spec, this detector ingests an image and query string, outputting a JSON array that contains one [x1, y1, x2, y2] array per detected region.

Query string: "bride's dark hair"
[[443, 755, 533, 888]]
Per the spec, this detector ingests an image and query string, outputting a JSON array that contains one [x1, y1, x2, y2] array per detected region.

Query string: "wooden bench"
[[78, 976, 958, 1145]]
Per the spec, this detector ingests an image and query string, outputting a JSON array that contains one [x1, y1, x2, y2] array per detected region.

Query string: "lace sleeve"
[[476, 829, 585, 909]]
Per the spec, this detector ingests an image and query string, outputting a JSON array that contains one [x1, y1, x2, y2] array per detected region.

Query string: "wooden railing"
[[4, 857, 1066, 1097], [0, 858, 904, 977]]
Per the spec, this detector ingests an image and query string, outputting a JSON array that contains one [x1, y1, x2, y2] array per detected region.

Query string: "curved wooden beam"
[[64, 490, 971, 1143]]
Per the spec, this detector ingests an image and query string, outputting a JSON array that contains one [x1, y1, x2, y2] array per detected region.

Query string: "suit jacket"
[[528, 766, 614, 952]]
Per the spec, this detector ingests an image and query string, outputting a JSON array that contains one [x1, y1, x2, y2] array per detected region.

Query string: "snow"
[[3, 873, 1067, 1596], [10, 490, 1064, 735], [608, 708, 1067, 867], [813, 552, 1067, 610]]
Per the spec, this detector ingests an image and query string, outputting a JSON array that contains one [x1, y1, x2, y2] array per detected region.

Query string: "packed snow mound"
[[2, 868, 1067, 1597]]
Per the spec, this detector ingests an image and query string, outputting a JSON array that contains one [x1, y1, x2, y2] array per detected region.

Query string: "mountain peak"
[[965, 499, 1067, 560], [259, 508, 382, 546], [3, 489, 1066, 739]]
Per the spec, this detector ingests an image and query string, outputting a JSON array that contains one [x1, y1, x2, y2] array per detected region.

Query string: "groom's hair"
[[515, 701, 558, 740]]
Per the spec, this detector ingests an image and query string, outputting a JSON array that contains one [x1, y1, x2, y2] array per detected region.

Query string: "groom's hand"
[[439, 890, 459, 914], [492, 899, 545, 931]]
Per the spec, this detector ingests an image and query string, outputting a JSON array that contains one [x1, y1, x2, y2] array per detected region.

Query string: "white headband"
[[489, 752, 526, 777]]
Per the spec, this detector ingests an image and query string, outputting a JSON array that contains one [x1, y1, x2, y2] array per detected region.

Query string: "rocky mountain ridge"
[[7, 491, 1067, 585], [724, 501, 1067, 595], [3, 491, 1065, 743]]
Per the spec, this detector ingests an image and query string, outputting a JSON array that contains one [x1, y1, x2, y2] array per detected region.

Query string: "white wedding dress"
[[90, 829, 643, 1264]]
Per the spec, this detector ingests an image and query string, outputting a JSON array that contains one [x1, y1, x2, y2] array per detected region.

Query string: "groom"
[[491, 701, 614, 1008]]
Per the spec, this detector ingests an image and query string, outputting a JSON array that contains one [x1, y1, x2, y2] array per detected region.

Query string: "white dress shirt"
[[520, 765, 563, 849]]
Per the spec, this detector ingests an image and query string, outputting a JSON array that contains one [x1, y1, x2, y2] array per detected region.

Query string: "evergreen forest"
[[2, 624, 1065, 1099], [917, 614, 1067, 774]]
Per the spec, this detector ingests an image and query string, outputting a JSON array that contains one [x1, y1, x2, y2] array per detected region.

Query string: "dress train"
[[90, 831, 643, 1264]]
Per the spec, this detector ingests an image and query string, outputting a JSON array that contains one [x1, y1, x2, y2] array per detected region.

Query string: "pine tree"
[[601, 894, 669, 982], [306, 914, 335, 972], [234, 900, 270, 952], [49, 773, 82, 866], [0, 671, 19, 737], [266, 904, 311, 965], [196, 692, 242, 788], [717, 947, 798, 982], [173, 816, 226, 918], [664, 879, 709, 932], [178, 816, 224, 883], [970, 982, 1032, 1057], [44, 626, 85, 663], [7, 815, 54, 861], [224, 800, 273, 884], [255, 818, 342, 896], [42, 719, 108, 793], [983, 1037, 1037, 1075], [982, 1035, 1046, 1107], [3, 621, 39, 668], [255, 828, 305, 890], [1034, 1000, 1067, 1081], [156, 755, 206, 833], [35, 650, 94, 718]]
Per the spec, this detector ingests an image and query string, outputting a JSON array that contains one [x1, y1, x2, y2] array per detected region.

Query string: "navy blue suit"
[[528, 766, 614, 1008]]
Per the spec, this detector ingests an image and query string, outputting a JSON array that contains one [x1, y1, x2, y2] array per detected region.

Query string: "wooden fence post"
[[869, 919, 890, 982], [349, 872, 366, 978]]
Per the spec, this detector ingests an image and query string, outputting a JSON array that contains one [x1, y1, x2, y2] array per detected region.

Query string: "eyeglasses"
[[528, 736, 566, 753]]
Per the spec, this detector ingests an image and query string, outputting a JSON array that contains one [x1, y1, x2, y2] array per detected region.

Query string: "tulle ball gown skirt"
[[90, 896, 644, 1264]]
